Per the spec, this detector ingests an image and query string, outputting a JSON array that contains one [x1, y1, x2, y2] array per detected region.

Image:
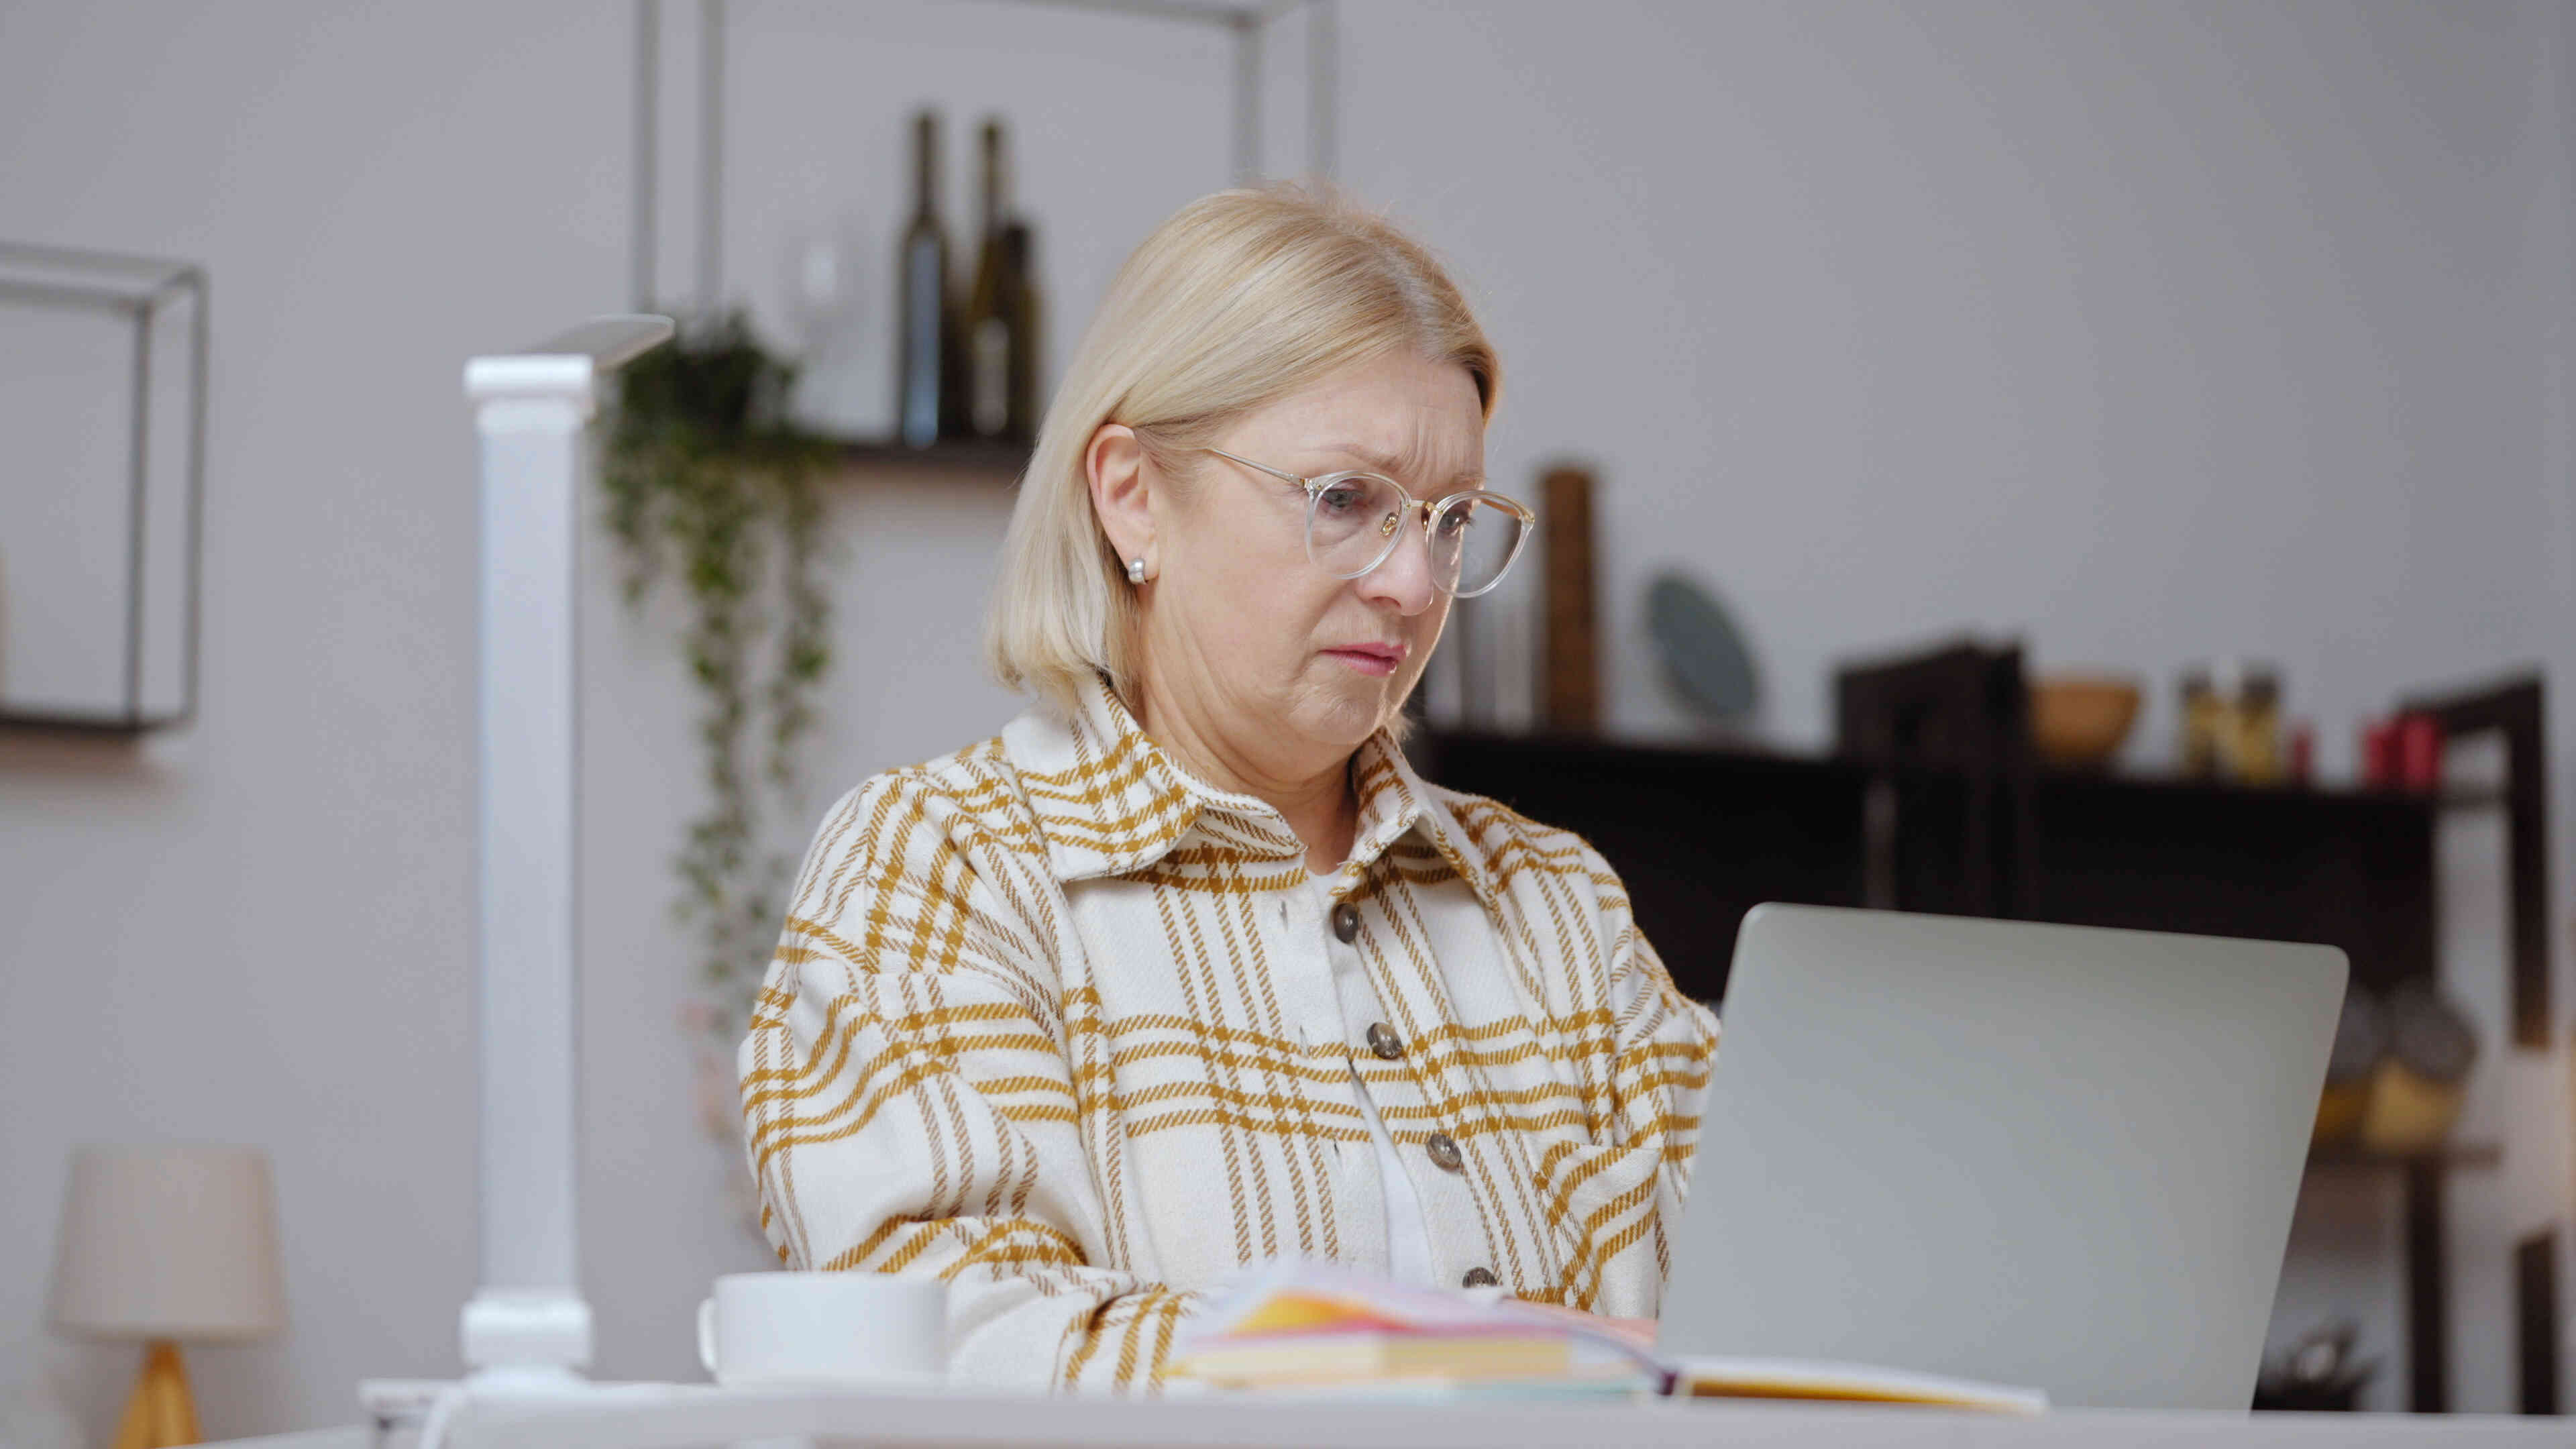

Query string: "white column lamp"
[[457, 316, 672, 1385], [49, 1144, 287, 1449]]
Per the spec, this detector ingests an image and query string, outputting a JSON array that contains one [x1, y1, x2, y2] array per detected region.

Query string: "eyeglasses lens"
[[1304, 474, 1525, 596], [1305, 474, 1408, 578], [1436, 496, 1526, 597]]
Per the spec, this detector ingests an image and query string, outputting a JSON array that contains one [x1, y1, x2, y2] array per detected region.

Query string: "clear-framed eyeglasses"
[[1197, 447, 1536, 598]]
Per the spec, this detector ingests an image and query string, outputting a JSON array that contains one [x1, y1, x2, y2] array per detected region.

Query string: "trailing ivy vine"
[[596, 311, 839, 1141]]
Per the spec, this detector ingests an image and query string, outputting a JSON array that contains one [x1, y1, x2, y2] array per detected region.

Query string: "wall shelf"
[[0, 708, 176, 739], [2033, 765, 2507, 812], [0, 240, 208, 735], [830, 437, 1029, 478], [2308, 1143, 2504, 1173]]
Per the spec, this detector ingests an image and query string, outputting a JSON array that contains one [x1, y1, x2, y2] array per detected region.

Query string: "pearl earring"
[[1126, 557, 1148, 584]]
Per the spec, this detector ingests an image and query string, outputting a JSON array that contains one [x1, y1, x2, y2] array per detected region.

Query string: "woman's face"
[[1130, 350, 1487, 780]]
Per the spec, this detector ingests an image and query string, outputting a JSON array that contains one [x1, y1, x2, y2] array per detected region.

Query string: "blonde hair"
[[982, 180, 1500, 721]]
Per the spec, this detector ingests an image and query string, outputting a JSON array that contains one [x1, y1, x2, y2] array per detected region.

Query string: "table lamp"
[[49, 1144, 286, 1449]]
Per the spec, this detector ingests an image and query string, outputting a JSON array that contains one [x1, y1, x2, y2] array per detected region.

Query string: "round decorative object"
[[1461, 1267, 1499, 1289], [2312, 987, 2383, 1148], [1126, 557, 1146, 584], [2385, 983, 2475, 1083], [2358, 982, 2477, 1155], [2031, 674, 2143, 769], [1644, 572, 1758, 722], [1425, 1132, 1463, 1171], [1366, 1022, 1404, 1060]]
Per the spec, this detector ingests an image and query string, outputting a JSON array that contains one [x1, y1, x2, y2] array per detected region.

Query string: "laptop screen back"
[[1657, 904, 2346, 1409]]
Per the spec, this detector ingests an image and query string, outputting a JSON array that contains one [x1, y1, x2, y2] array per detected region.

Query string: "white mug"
[[696, 1271, 947, 1389]]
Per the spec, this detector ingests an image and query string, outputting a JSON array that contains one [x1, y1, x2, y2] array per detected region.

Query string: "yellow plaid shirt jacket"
[[738, 672, 1719, 1391]]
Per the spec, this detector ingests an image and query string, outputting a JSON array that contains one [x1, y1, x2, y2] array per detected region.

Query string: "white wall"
[[1342, 1, 2576, 1409], [0, 1, 627, 1437], [3, 0, 2570, 1435]]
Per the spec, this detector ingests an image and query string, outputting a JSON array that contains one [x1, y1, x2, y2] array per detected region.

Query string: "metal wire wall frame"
[[630, 0, 1338, 317], [0, 241, 208, 736]]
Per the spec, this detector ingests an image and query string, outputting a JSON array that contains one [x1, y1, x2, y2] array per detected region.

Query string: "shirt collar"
[[1000, 671, 1471, 895]]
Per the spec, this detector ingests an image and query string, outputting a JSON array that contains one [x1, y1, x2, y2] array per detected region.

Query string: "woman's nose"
[[1357, 511, 1440, 615]]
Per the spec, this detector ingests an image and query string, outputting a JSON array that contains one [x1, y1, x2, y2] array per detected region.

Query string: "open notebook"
[[1167, 1259, 2047, 1413]]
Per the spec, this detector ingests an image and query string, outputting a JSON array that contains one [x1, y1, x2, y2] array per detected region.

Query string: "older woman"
[[738, 183, 1717, 1392]]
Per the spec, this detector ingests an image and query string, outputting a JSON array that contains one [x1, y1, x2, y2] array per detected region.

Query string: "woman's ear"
[[1086, 423, 1156, 578]]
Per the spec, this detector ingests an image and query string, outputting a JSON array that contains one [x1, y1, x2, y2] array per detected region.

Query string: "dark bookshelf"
[[2308, 1142, 2504, 1173], [1416, 643, 2551, 1415], [1412, 733, 2451, 1010]]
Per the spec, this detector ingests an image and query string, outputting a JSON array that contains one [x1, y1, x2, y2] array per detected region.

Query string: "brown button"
[[1366, 1022, 1403, 1060], [1462, 1267, 1499, 1289], [1426, 1132, 1463, 1171], [1331, 902, 1360, 943]]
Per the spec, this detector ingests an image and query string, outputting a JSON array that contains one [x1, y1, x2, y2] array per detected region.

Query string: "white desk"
[[227, 1385, 2570, 1449]]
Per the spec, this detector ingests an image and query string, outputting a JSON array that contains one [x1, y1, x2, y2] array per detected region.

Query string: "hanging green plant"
[[596, 309, 840, 1134]]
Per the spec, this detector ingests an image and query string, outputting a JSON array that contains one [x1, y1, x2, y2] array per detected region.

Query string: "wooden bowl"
[[2029, 676, 2141, 767]]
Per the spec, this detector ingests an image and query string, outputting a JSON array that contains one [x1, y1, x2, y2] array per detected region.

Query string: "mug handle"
[[696, 1298, 718, 1379]]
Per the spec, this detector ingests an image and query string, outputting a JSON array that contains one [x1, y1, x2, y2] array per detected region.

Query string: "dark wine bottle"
[[963, 118, 1017, 441], [997, 221, 1042, 441], [895, 109, 957, 448]]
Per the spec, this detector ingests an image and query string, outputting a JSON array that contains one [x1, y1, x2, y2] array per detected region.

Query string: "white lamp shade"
[[50, 1144, 286, 1342]]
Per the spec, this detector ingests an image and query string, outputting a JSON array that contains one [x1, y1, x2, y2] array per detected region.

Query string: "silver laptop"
[[1658, 904, 2347, 1410]]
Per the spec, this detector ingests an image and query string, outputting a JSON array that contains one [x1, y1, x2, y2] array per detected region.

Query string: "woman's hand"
[[1505, 1299, 1658, 1352]]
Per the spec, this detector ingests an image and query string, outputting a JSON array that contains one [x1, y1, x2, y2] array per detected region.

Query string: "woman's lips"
[[1324, 643, 1407, 678]]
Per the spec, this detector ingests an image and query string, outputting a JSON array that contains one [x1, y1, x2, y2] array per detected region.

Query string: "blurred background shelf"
[[830, 436, 1030, 478], [1418, 720, 2473, 1008], [2308, 1143, 2504, 1173], [0, 708, 183, 738], [1417, 642, 2551, 1415], [2031, 766, 2510, 812]]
